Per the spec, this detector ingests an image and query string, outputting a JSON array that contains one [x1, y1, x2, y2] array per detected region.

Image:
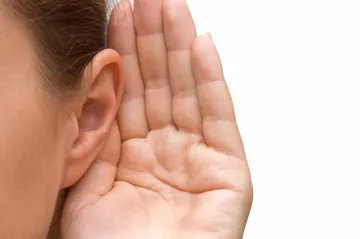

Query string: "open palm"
[[61, 0, 253, 238]]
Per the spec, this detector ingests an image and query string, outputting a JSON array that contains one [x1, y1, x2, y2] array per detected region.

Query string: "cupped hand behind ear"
[[61, 0, 253, 238]]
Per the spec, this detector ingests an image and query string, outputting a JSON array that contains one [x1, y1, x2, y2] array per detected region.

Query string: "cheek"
[[0, 82, 65, 238], [0, 13, 70, 237]]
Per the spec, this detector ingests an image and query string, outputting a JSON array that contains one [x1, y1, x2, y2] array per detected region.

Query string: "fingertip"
[[163, 0, 189, 18], [193, 33, 214, 52], [111, 1, 134, 28], [109, 0, 130, 24], [108, 0, 136, 55], [192, 33, 224, 83], [163, 0, 197, 50]]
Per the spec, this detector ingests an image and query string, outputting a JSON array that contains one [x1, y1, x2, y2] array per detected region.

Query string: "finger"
[[134, 0, 173, 130], [192, 34, 246, 159], [163, 0, 202, 133], [108, 0, 149, 141], [65, 123, 121, 209]]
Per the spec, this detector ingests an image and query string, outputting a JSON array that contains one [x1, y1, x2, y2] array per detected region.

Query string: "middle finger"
[[164, 0, 202, 134]]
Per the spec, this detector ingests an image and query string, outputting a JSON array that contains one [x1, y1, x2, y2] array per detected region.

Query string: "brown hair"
[[5, 0, 108, 95]]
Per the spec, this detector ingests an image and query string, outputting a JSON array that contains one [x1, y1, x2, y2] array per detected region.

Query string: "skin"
[[61, 0, 253, 238], [0, 4, 123, 239]]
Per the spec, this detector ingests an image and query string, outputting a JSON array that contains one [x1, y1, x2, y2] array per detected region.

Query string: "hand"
[[61, 0, 253, 238]]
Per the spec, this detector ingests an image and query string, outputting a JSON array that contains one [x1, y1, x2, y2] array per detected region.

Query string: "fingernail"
[[207, 33, 212, 39]]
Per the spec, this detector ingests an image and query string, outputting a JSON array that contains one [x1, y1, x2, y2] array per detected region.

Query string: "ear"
[[61, 49, 124, 188]]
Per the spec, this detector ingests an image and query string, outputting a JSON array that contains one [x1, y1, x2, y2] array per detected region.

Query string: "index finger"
[[108, 0, 149, 141]]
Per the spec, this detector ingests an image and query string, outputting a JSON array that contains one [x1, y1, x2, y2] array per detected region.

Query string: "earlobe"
[[61, 49, 123, 188]]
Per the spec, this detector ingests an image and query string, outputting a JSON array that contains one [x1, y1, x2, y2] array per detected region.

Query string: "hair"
[[4, 0, 108, 96]]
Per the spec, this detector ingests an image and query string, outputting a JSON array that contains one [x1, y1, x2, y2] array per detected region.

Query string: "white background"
[[188, 0, 360, 238], [116, 0, 360, 238]]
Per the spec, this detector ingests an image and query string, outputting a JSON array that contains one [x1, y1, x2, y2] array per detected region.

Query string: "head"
[[0, 0, 123, 238]]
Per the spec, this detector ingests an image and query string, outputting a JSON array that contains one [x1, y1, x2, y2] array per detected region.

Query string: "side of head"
[[0, 0, 123, 238]]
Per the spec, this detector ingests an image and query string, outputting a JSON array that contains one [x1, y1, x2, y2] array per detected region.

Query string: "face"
[[0, 8, 72, 238]]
